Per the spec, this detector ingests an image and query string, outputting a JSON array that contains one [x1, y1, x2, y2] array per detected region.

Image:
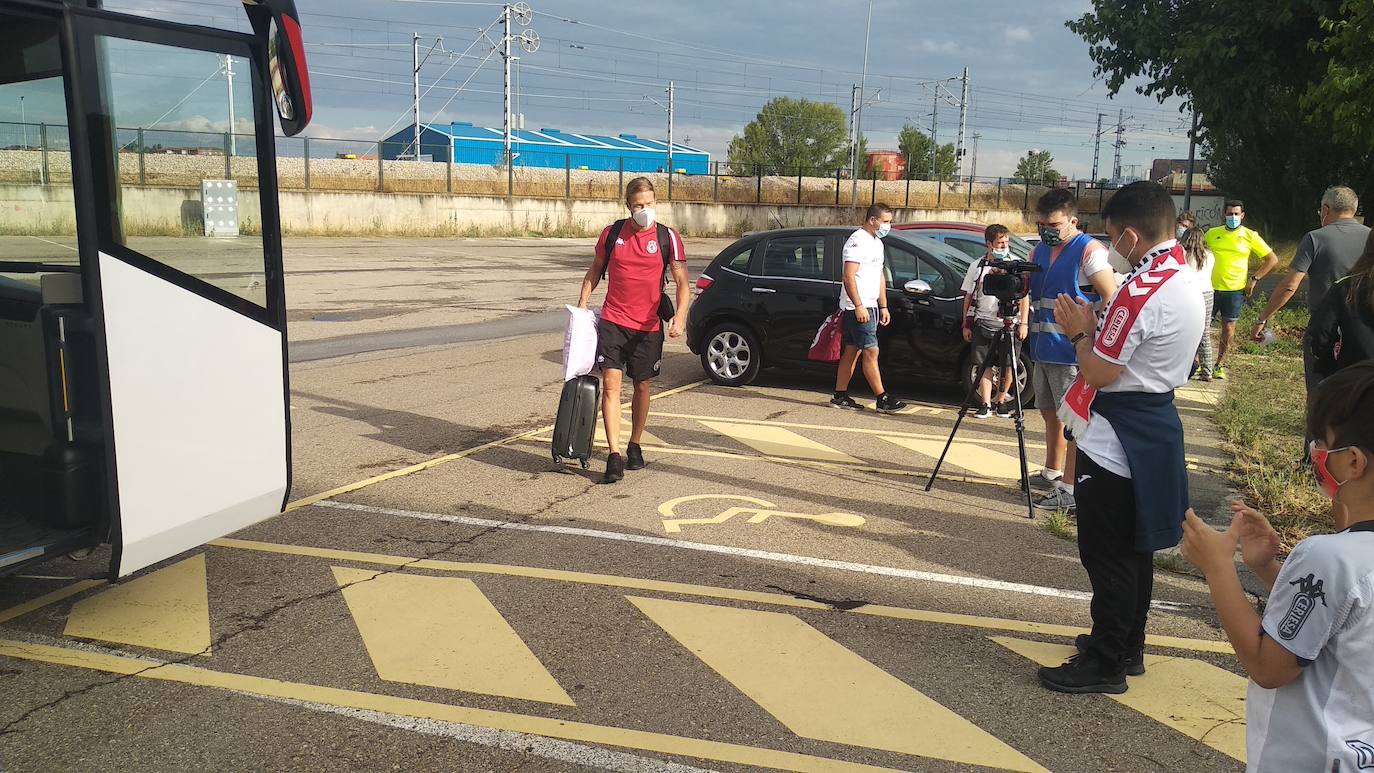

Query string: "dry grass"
[[1215, 295, 1328, 550]]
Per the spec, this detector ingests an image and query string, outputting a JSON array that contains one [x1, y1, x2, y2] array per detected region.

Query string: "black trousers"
[[1075, 451, 1154, 669]]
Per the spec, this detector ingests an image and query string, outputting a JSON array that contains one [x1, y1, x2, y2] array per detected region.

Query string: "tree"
[[1015, 150, 1061, 186], [1067, 0, 1374, 238], [896, 124, 956, 180], [726, 97, 851, 175]]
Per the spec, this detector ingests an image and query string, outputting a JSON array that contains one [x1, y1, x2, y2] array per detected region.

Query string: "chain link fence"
[[0, 122, 1124, 215]]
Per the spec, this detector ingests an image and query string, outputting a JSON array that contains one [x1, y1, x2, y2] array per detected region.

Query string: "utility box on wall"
[[202, 179, 239, 237]]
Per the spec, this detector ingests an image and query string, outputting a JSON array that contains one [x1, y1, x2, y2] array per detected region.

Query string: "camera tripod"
[[924, 311, 1036, 519]]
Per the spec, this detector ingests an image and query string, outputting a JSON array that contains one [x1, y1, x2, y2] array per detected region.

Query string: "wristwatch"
[[1070, 332, 1089, 345]]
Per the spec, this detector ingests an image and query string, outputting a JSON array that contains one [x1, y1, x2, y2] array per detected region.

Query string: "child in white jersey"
[[1182, 361, 1374, 773]]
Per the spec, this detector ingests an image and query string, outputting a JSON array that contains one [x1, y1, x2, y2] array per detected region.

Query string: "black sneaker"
[[875, 394, 908, 413], [1037, 654, 1127, 694], [1075, 634, 1145, 677], [973, 404, 994, 419], [830, 395, 864, 411], [626, 442, 646, 471], [604, 453, 625, 484], [996, 400, 1015, 418]]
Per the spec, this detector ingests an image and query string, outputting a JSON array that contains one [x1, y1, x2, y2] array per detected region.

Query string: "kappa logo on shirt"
[[1278, 572, 1328, 640], [1346, 739, 1374, 770], [647, 240, 659, 254]]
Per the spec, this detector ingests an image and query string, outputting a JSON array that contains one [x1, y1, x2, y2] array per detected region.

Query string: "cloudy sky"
[[85, 0, 1194, 178]]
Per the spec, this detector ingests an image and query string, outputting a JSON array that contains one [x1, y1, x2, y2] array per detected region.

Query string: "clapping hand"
[[1181, 508, 1239, 578], [1231, 499, 1281, 571], [1054, 294, 1097, 339]]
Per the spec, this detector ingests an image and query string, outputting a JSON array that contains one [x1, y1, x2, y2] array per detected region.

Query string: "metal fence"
[[0, 121, 1124, 213]]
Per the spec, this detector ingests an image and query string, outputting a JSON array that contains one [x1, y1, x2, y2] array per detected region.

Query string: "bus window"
[[98, 37, 267, 308]]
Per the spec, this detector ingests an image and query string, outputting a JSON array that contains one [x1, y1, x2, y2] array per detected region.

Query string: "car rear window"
[[723, 246, 753, 273], [760, 235, 828, 280]]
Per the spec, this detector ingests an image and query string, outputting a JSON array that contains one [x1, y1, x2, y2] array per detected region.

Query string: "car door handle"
[[751, 287, 777, 294]]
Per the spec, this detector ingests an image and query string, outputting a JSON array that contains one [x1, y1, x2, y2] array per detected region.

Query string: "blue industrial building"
[[380, 122, 710, 174]]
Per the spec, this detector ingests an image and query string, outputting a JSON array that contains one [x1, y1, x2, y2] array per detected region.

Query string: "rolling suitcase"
[[552, 374, 600, 468]]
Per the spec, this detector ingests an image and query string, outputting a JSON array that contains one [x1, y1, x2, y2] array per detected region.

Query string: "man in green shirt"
[[1207, 199, 1278, 378]]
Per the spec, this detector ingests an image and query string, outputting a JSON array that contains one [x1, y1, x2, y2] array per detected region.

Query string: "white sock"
[[1041, 468, 1063, 480], [1056, 481, 1074, 494]]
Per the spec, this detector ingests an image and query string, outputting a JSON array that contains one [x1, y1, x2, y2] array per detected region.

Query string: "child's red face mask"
[[1309, 441, 1356, 499]]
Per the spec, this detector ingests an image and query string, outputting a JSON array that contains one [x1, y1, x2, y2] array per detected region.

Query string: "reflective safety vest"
[[1028, 232, 1100, 365]]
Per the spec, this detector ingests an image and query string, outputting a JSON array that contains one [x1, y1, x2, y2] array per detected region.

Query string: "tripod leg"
[[1008, 341, 1036, 519], [926, 329, 1004, 491]]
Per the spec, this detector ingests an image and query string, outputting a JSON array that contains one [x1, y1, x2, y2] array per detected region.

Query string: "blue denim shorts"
[[1213, 290, 1245, 322], [842, 308, 879, 349]]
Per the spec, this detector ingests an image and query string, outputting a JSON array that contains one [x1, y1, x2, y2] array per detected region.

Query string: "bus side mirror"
[[241, 0, 312, 136]]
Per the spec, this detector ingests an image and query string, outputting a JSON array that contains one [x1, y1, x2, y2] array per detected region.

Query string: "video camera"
[[979, 258, 1042, 306]]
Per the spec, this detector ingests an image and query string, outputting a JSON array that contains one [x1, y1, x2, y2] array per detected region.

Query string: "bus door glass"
[[72, 14, 291, 577]]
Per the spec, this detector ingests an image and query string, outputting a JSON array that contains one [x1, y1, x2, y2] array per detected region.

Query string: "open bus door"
[[0, 0, 311, 578]]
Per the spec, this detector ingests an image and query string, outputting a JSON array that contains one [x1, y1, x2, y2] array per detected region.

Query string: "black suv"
[[686, 227, 1035, 401]]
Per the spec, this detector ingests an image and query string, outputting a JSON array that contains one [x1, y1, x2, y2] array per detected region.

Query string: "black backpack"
[[600, 219, 677, 322]]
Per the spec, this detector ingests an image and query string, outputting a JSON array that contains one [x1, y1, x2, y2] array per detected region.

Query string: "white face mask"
[[991, 247, 1011, 259], [1109, 229, 1139, 268], [632, 207, 656, 228], [875, 222, 892, 238], [1175, 225, 1187, 239]]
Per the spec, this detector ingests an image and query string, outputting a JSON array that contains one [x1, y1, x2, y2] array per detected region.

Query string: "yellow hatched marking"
[[879, 435, 1027, 480], [699, 421, 862, 464], [213, 538, 1236, 654], [0, 639, 911, 773], [63, 555, 210, 655], [332, 567, 573, 705], [991, 637, 1246, 762], [631, 597, 1049, 772], [0, 580, 105, 625]]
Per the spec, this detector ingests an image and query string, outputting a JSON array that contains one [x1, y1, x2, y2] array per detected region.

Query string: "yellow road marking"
[[657, 494, 864, 533], [332, 567, 574, 705], [991, 637, 1246, 762], [0, 580, 106, 625], [647, 411, 1046, 450], [208, 538, 1235, 654], [879, 435, 1030, 480], [632, 597, 1049, 772], [285, 379, 707, 511], [700, 421, 863, 464], [0, 639, 909, 773], [63, 555, 210, 655]]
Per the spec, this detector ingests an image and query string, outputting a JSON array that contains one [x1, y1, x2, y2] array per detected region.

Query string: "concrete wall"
[[1, 183, 1049, 239]]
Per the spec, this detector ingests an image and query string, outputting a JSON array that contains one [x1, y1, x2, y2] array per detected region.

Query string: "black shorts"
[[596, 318, 664, 382], [970, 325, 999, 368]]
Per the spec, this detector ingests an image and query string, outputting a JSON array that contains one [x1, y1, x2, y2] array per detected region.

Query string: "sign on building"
[[202, 179, 239, 237]]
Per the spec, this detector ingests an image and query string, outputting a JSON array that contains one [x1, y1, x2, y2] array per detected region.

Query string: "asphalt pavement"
[[0, 236, 1247, 773]]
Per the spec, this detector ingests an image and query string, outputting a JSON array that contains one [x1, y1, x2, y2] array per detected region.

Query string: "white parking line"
[[315, 501, 1192, 611]]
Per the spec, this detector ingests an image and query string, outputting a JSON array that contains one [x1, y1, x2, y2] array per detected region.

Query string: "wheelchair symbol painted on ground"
[[658, 494, 866, 534]]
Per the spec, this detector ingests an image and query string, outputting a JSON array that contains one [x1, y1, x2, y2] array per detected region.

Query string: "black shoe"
[[972, 404, 994, 419], [875, 394, 908, 413], [996, 400, 1015, 418], [1037, 654, 1127, 694], [1075, 634, 1146, 677], [830, 394, 864, 411], [604, 453, 625, 483], [626, 442, 646, 471]]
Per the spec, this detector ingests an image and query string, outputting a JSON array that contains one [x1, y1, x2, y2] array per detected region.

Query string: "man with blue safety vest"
[[1027, 189, 1119, 512]]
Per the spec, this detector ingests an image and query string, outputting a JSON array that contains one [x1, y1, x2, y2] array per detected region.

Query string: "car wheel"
[[701, 323, 762, 386], [961, 350, 1037, 409]]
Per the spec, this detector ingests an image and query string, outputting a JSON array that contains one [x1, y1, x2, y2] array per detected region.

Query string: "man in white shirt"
[[832, 203, 907, 413], [960, 224, 1030, 418], [1038, 181, 1205, 694]]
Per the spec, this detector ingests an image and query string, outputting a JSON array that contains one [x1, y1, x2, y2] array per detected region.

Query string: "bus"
[[0, 0, 311, 578]]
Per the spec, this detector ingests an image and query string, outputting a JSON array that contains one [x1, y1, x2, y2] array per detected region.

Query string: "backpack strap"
[[599, 219, 627, 280], [656, 222, 674, 282]]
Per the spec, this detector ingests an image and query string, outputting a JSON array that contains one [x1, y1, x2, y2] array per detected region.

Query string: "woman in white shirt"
[[1180, 227, 1216, 380]]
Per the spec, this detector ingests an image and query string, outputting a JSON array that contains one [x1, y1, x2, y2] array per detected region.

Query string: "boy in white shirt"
[[1182, 362, 1374, 773]]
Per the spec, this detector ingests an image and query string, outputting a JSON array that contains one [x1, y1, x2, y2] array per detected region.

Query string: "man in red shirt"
[[577, 177, 691, 483]]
